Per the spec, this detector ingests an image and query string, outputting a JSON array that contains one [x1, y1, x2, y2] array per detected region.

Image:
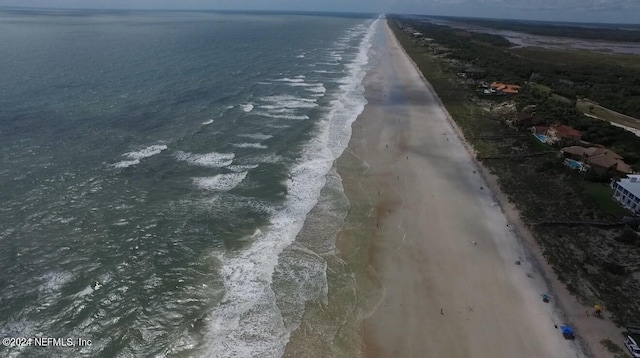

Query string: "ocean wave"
[[254, 112, 309, 120], [112, 144, 167, 168], [260, 95, 318, 109], [240, 103, 254, 113], [274, 78, 305, 83], [237, 133, 273, 140], [175, 151, 235, 168], [203, 119, 214, 125], [193, 172, 248, 191], [233, 143, 268, 149], [112, 159, 140, 168], [227, 164, 259, 172], [200, 18, 379, 358], [123, 145, 168, 160]]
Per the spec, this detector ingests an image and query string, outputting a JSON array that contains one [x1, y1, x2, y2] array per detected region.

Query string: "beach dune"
[[347, 21, 587, 358]]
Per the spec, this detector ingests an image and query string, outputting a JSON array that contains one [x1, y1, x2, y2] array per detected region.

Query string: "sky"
[[0, 0, 639, 23]]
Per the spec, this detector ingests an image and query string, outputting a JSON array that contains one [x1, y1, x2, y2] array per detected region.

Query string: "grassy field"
[[582, 182, 631, 219], [577, 99, 640, 131]]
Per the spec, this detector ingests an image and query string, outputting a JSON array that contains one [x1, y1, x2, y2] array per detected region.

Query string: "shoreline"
[[335, 20, 589, 357]]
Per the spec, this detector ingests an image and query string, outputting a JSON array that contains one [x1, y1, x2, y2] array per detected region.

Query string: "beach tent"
[[560, 326, 575, 339]]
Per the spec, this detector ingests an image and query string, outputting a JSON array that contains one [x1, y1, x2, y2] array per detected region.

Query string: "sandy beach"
[[339, 20, 589, 357]]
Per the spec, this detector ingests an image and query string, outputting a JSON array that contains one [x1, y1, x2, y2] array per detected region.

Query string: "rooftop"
[[550, 124, 581, 138], [618, 179, 640, 199]]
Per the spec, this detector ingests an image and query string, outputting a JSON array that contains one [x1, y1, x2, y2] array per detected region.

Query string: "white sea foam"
[[240, 103, 254, 113], [175, 151, 235, 168], [305, 85, 326, 94], [312, 70, 341, 74], [123, 145, 168, 160], [203, 119, 214, 125], [112, 144, 167, 168], [237, 133, 273, 140], [274, 78, 305, 83], [288, 82, 318, 87], [201, 18, 379, 358], [193, 172, 248, 191], [233, 143, 268, 149], [260, 95, 318, 110], [254, 112, 309, 120], [112, 159, 140, 168], [228, 164, 259, 172], [260, 107, 297, 114], [40, 271, 72, 293]]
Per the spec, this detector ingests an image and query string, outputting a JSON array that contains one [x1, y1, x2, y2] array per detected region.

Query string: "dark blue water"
[[0, 10, 378, 357]]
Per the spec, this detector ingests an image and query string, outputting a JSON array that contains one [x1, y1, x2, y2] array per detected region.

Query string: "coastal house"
[[611, 175, 640, 214], [490, 82, 521, 94], [548, 124, 582, 143], [462, 66, 486, 79], [511, 111, 545, 128], [562, 145, 632, 177], [532, 124, 582, 145]]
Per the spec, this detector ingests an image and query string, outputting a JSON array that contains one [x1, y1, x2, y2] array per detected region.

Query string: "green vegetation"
[[400, 17, 640, 118], [390, 18, 640, 327], [583, 182, 631, 219], [600, 338, 628, 358], [444, 17, 640, 43], [577, 99, 640, 131]]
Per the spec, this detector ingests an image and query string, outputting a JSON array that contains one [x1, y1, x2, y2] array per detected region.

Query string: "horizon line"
[[1, 6, 639, 26]]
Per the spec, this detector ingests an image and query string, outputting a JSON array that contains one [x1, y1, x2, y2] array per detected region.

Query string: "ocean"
[[0, 10, 379, 357]]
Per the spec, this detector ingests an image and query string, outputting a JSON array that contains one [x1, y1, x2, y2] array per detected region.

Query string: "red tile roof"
[[550, 124, 581, 139]]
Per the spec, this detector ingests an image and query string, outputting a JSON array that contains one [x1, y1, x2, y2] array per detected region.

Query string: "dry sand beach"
[[339, 21, 590, 358]]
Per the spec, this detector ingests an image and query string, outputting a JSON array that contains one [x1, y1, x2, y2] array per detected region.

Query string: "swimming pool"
[[564, 158, 584, 170], [533, 133, 548, 143]]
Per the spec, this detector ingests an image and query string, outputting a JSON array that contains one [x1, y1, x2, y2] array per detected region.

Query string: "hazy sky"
[[1, 0, 638, 23]]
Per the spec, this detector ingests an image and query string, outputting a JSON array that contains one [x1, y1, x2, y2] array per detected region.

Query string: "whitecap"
[[228, 164, 259, 172], [241, 103, 254, 113], [123, 145, 168, 160], [233, 143, 268, 149], [254, 112, 309, 120], [203, 119, 214, 125], [112, 159, 140, 168], [175, 151, 235, 168], [111, 144, 167, 168], [193, 172, 248, 191], [237, 133, 273, 140], [274, 78, 305, 83]]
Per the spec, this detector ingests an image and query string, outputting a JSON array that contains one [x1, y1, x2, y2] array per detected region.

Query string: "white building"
[[612, 175, 640, 214]]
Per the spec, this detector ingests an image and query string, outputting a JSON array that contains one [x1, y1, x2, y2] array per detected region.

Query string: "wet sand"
[[341, 20, 588, 358]]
